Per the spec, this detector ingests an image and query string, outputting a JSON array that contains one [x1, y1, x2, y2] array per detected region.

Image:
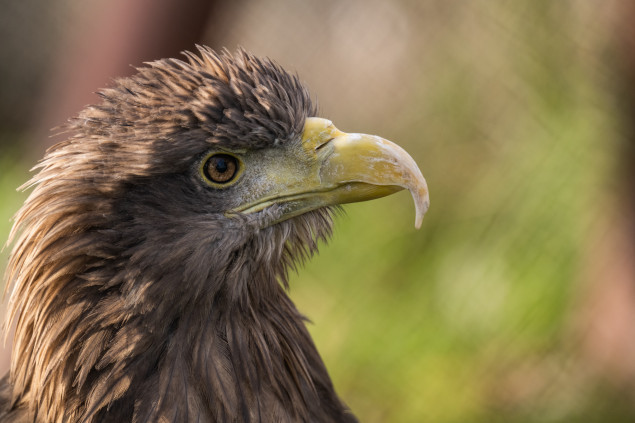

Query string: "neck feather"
[[6, 204, 355, 422]]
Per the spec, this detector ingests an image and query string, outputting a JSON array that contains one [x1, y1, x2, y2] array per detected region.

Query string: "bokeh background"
[[1, 1, 634, 421]]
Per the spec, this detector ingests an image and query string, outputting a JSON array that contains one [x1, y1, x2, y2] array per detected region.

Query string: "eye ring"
[[200, 153, 243, 187]]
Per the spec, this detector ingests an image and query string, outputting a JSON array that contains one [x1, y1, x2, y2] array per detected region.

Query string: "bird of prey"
[[0, 47, 428, 422]]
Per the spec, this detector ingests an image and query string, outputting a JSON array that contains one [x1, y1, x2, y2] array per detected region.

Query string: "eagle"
[[0, 47, 429, 422]]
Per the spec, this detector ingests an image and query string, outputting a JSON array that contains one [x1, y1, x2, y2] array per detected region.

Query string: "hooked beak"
[[231, 117, 429, 228]]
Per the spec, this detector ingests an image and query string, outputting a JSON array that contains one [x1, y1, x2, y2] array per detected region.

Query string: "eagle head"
[[2, 47, 428, 423]]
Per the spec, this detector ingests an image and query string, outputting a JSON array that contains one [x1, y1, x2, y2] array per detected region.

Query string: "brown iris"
[[203, 154, 239, 184]]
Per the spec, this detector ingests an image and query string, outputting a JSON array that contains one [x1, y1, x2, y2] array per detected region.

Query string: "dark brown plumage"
[[0, 47, 428, 422]]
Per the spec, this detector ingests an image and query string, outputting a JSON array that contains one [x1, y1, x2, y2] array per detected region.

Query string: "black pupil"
[[214, 157, 228, 173]]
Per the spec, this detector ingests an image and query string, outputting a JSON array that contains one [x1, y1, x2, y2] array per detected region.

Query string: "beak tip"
[[413, 192, 430, 230]]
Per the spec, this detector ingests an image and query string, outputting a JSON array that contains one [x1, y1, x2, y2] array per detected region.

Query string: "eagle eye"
[[201, 153, 241, 186]]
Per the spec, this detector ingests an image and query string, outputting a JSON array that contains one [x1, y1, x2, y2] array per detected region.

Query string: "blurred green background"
[[1, 1, 634, 421]]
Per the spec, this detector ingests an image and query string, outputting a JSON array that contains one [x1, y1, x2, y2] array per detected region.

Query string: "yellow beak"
[[232, 117, 429, 228]]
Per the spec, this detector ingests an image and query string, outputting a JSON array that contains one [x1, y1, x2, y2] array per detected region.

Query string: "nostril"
[[315, 137, 334, 151]]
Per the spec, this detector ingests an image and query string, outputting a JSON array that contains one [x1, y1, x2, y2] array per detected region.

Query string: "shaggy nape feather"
[[0, 47, 357, 422]]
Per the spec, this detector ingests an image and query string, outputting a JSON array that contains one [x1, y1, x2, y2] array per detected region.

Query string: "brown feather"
[[0, 47, 356, 422]]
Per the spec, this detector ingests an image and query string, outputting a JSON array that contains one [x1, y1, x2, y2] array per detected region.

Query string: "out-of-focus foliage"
[[0, 0, 631, 422], [0, 152, 28, 266]]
